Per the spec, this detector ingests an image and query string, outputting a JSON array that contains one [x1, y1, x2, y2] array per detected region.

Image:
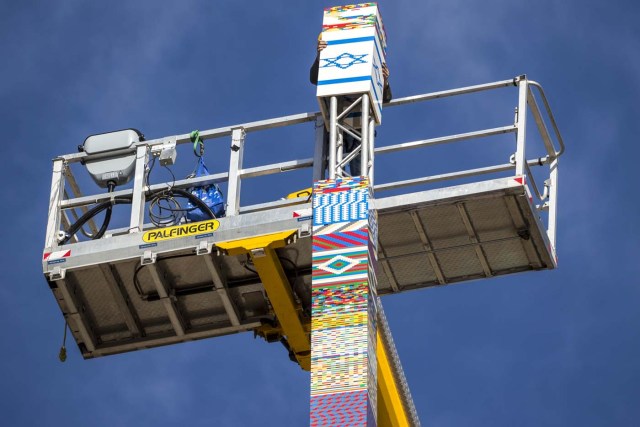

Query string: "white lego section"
[[316, 3, 387, 124]]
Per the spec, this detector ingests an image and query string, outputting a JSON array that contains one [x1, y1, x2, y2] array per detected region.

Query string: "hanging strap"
[[190, 130, 205, 157], [58, 320, 68, 362]]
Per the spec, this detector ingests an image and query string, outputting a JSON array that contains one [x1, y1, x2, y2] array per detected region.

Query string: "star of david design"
[[317, 254, 359, 275], [373, 63, 383, 90], [321, 52, 369, 69]]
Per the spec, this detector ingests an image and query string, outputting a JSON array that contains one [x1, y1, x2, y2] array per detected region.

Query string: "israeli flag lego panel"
[[317, 3, 386, 124]]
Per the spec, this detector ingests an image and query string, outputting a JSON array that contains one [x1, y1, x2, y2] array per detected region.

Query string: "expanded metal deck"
[[375, 176, 556, 293]]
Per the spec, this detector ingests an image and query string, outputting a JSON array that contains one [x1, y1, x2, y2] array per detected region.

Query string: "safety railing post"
[[312, 116, 325, 181], [227, 127, 246, 216], [129, 145, 148, 233], [361, 94, 370, 178], [336, 130, 344, 177], [368, 117, 375, 184], [329, 96, 338, 179], [45, 159, 66, 248], [547, 158, 559, 251], [515, 77, 528, 176]]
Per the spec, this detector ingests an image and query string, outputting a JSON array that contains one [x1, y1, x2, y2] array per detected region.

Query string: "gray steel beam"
[[378, 244, 400, 292], [60, 113, 320, 164], [375, 126, 516, 155], [56, 276, 97, 352], [386, 78, 517, 108], [45, 159, 65, 248], [378, 235, 526, 263], [239, 158, 313, 179], [336, 125, 344, 176], [312, 116, 326, 181], [147, 263, 186, 336], [547, 158, 559, 251], [410, 211, 446, 284], [60, 155, 314, 210], [329, 96, 338, 179], [60, 172, 229, 209], [129, 145, 148, 233], [368, 118, 376, 184], [528, 81, 565, 156], [515, 77, 528, 176], [456, 202, 493, 277], [90, 322, 262, 357], [227, 128, 246, 216], [202, 254, 241, 326], [503, 195, 544, 269], [99, 264, 143, 337], [527, 89, 557, 159], [58, 77, 551, 165], [374, 159, 549, 193], [337, 95, 362, 121], [361, 93, 370, 176]]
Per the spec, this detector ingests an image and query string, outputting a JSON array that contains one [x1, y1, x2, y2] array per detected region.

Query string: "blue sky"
[[1, 0, 639, 425]]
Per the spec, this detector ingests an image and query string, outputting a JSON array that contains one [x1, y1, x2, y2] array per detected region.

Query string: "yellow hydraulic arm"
[[377, 330, 412, 426], [216, 230, 311, 371]]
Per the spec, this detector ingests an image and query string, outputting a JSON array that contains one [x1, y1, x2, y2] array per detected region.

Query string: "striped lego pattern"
[[310, 177, 377, 427], [310, 390, 369, 426], [313, 229, 368, 251], [313, 219, 368, 237], [322, 3, 383, 36], [325, 3, 377, 13], [313, 176, 369, 193]]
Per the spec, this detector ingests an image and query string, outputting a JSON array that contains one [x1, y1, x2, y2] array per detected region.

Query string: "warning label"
[[143, 220, 220, 243]]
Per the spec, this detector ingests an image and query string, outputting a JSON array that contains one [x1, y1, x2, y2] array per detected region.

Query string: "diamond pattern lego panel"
[[317, 3, 386, 123], [311, 177, 377, 427]]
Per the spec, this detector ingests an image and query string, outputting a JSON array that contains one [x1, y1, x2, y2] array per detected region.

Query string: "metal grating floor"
[[375, 177, 555, 294], [45, 176, 555, 358]]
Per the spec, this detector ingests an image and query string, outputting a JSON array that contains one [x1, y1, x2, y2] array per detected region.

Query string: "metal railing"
[[45, 75, 564, 251]]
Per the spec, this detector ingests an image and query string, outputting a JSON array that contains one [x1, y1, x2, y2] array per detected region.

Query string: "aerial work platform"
[[44, 173, 553, 358], [375, 175, 556, 292], [44, 76, 563, 358]]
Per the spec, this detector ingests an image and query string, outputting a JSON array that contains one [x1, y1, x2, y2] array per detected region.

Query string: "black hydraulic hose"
[[61, 187, 214, 246], [79, 182, 116, 239], [92, 181, 117, 241], [60, 197, 132, 245], [93, 203, 113, 240]]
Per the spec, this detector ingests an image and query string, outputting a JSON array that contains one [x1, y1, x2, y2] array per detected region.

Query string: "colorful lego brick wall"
[[310, 177, 378, 427], [316, 3, 387, 124]]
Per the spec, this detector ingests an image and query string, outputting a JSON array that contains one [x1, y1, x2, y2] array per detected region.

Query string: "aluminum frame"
[[326, 94, 376, 179], [45, 76, 563, 258], [44, 74, 565, 280]]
